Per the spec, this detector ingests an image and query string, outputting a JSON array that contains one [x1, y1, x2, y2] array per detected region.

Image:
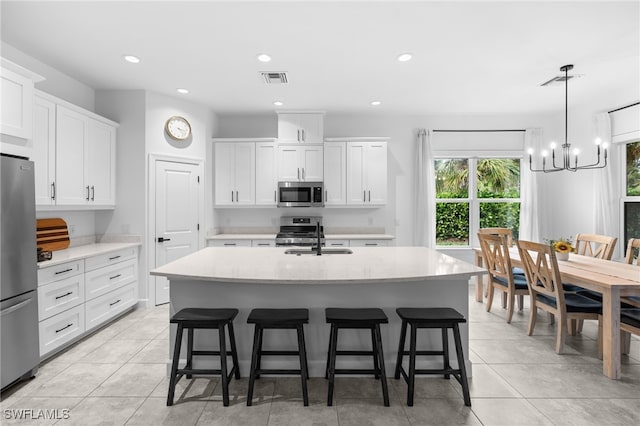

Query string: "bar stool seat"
[[394, 307, 471, 407], [246, 308, 309, 406], [167, 308, 240, 407], [325, 308, 390, 407]]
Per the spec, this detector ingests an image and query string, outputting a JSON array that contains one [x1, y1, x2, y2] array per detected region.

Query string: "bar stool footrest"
[[333, 368, 379, 375]]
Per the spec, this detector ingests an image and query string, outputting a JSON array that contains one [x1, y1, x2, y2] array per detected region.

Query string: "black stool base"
[[167, 308, 240, 407], [325, 308, 390, 407], [394, 307, 471, 407], [247, 309, 309, 407]]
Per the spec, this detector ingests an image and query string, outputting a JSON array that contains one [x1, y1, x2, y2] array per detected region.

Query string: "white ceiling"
[[1, 1, 639, 115]]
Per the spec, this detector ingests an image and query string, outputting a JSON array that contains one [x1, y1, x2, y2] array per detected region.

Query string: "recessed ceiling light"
[[273, 101, 284, 106], [176, 88, 189, 94], [397, 53, 413, 62], [371, 101, 382, 106], [123, 55, 140, 64], [257, 54, 272, 63]]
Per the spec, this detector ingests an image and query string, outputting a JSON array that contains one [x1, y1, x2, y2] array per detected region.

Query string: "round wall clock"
[[164, 116, 191, 141]]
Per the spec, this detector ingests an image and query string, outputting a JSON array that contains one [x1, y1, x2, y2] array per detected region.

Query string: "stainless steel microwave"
[[277, 182, 324, 207]]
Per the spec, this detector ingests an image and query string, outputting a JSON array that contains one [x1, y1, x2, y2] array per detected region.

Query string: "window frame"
[[621, 139, 640, 246], [434, 155, 523, 249]]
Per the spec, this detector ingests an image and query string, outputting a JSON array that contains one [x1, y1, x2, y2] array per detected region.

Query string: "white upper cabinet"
[[345, 139, 388, 206], [33, 96, 56, 205], [56, 105, 89, 205], [214, 141, 255, 206], [255, 141, 278, 205], [323, 141, 347, 205], [277, 112, 324, 144], [33, 91, 118, 209], [277, 145, 323, 181], [87, 120, 116, 205], [1, 60, 44, 140]]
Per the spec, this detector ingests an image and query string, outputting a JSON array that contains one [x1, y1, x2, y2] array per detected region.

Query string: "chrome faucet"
[[316, 220, 322, 256]]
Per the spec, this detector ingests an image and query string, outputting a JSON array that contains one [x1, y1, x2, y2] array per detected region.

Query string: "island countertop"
[[150, 246, 486, 284]]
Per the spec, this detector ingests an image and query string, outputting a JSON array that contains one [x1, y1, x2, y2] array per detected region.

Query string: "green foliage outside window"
[[627, 141, 640, 196], [435, 158, 521, 245]]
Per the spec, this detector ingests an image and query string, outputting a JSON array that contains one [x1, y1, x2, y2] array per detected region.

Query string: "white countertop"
[[37, 242, 141, 268], [206, 233, 394, 240], [151, 246, 485, 284]]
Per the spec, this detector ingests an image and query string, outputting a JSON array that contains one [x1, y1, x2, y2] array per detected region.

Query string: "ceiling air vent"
[[540, 74, 582, 87], [261, 71, 289, 84]]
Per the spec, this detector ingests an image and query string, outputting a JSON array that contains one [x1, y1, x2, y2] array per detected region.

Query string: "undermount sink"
[[284, 248, 353, 255]]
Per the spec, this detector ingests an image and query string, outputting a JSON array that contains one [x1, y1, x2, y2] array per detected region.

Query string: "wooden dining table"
[[473, 247, 640, 380]]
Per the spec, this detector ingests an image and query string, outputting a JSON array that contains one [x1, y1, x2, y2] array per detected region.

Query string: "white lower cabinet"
[[348, 239, 389, 247], [39, 304, 85, 358], [37, 246, 139, 358], [85, 282, 137, 332], [209, 239, 252, 247]]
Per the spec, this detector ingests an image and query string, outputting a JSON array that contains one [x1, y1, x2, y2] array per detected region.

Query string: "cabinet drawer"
[[39, 304, 85, 357], [349, 239, 389, 247], [85, 246, 137, 272], [209, 239, 252, 247], [85, 282, 137, 331], [252, 239, 275, 247], [38, 274, 85, 321], [37, 260, 84, 286], [326, 239, 350, 247], [85, 258, 137, 301]]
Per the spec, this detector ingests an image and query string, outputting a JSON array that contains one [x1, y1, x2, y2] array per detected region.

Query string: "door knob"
[[157, 237, 172, 243]]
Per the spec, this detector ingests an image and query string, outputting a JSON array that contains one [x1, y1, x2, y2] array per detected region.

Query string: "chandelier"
[[529, 64, 608, 173]]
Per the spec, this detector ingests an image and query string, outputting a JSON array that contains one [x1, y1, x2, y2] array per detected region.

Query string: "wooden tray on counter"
[[37, 218, 70, 251]]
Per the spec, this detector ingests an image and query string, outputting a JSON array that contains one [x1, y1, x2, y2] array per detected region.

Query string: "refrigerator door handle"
[[0, 297, 34, 317]]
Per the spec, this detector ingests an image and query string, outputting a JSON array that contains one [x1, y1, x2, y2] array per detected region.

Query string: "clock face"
[[165, 116, 191, 140]]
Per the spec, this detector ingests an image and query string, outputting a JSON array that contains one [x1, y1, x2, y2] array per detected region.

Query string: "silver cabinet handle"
[[223, 243, 236, 246], [368, 190, 371, 202], [302, 129, 305, 142], [91, 185, 95, 201], [274, 190, 276, 202], [297, 129, 300, 142], [55, 323, 73, 333], [51, 182, 56, 200], [109, 274, 122, 280], [86, 186, 90, 200], [236, 190, 238, 201], [363, 191, 366, 202], [109, 255, 121, 260], [55, 291, 73, 300], [325, 190, 327, 200], [231, 191, 234, 202], [297, 168, 300, 180], [365, 243, 377, 246], [302, 168, 305, 180], [55, 268, 73, 275], [109, 299, 121, 307]]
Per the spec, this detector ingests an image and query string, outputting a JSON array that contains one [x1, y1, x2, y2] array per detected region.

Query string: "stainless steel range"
[[275, 216, 325, 247]]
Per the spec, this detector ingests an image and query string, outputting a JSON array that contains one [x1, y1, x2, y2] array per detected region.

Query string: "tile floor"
[[2, 285, 639, 425]]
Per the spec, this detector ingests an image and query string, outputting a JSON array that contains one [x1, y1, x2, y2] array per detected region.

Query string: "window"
[[624, 141, 640, 244], [435, 158, 521, 246]]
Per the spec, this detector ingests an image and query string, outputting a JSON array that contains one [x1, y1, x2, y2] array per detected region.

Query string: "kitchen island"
[[151, 246, 486, 377]]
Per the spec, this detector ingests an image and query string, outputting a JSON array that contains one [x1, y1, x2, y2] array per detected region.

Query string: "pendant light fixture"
[[529, 64, 608, 173]]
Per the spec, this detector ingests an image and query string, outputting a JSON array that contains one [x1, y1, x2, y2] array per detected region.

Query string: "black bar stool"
[[167, 308, 240, 407], [325, 307, 390, 407], [246, 308, 309, 406], [394, 307, 471, 407]]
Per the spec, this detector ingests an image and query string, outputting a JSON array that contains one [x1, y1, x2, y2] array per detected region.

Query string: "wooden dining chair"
[[574, 233, 618, 260], [516, 240, 602, 354], [478, 233, 529, 323], [625, 238, 640, 266], [478, 227, 514, 247]]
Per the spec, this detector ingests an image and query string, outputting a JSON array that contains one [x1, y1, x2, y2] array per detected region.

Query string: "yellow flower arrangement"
[[544, 236, 574, 253]]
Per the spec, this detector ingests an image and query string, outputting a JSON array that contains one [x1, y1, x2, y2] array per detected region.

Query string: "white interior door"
[[154, 160, 200, 305]]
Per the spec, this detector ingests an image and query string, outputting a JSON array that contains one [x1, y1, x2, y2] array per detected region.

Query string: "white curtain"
[[593, 112, 620, 247], [520, 128, 543, 242], [415, 129, 436, 248]]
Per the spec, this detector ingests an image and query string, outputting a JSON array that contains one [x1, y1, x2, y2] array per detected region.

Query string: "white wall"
[[214, 113, 558, 253], [1, 42, 95, 111]]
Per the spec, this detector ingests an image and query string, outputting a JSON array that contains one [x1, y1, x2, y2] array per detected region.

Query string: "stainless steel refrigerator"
[[1, 153, 39, 390]]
